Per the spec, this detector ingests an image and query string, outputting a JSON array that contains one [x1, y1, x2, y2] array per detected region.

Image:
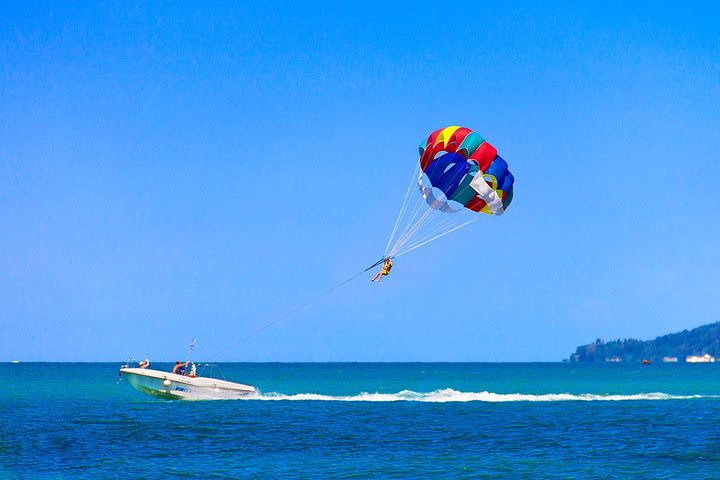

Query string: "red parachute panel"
[[469, 142, 497, 172]]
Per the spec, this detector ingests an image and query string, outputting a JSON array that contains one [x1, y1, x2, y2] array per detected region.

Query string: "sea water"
[[3, 362, 720, 479]]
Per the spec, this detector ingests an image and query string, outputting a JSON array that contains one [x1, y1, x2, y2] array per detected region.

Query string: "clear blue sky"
[[2, 2, 719, 361]]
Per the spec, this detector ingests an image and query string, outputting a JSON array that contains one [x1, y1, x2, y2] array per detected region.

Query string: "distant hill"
[[570, 322, 720, 363]]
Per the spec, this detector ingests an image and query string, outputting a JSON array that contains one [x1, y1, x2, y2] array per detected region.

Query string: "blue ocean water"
[[3, 362, 720, 479]]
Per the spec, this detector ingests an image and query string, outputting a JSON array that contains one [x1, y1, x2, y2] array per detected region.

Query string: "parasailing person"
[[371, 257, 393, 282]]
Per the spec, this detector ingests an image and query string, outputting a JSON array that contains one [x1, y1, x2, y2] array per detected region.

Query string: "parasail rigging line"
[[386, 180, 429, 254], [393, 217, 479, 258], [385, 185, 426, 256], [206, 258, 386, 361], [392, 204, 474, 255], [385, 157, 479, 258], [384, 163, 421, 255]]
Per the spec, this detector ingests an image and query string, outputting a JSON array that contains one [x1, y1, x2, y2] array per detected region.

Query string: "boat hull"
[[120, 368, 256, 400]]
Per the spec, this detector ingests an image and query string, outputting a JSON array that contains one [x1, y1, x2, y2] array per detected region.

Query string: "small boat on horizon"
[[11, 360, 20, 364], [686, 354, 716, 363]]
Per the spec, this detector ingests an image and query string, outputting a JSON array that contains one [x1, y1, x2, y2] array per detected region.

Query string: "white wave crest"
[[243, 388, 706, 403]]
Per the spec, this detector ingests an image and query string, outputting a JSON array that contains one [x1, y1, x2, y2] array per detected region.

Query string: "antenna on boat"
[[187, 338, 196, 363]]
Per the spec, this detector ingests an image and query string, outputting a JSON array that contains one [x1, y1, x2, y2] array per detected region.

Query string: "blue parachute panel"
[[484, 156, 509, 187], [424, 153, 471, 199]]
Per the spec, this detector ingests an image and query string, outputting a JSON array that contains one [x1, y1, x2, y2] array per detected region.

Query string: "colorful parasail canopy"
[[418, 126, 514, 215], [383, 126, 514, 259]]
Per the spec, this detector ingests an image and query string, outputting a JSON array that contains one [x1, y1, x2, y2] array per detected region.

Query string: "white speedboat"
[[119, 365, 256, 400]]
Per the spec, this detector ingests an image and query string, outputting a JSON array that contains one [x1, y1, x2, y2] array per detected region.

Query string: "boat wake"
[[244, 388, 710, 403]]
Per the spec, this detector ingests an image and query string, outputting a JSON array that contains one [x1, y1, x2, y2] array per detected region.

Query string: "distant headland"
[[569, 322, 720, 363]]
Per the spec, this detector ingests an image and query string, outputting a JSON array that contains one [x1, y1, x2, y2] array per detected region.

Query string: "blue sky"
[[1, 2, 719, 361]]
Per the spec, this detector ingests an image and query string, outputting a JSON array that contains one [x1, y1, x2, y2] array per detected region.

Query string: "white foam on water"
[[242, 388, 709, 402]]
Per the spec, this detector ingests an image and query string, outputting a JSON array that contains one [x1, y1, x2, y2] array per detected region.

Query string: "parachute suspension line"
[[394, 217, 479, 258], [388, 209, 427, 257], [386, 173, 429, 257], [385, 157, 483, 258], [396, 213, 459, 253], [388, 169, 461, 255], [413, 205, 478, 244], [398, 203, 475, 249], [384, 163, 421, 256], [389, 204, 433, 255], [206, 264, 373, 361], [391, 209, 475, 258], [389, 183, 437, 255], [390, 204, 435, 256], [391, 170, 433, 245]]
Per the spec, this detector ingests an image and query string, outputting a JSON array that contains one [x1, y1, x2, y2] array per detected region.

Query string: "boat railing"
[[118, 359, 229, 382], [196, 363, 229, 381]]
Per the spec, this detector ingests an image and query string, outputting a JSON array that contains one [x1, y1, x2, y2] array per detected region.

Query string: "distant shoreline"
[[570, 322, 720, 363]]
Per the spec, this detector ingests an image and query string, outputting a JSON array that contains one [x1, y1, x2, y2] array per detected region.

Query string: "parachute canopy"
[[384, 126, 514, 258]]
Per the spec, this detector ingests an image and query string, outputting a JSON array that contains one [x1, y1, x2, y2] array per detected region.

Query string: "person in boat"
[[138, 359, 150, 369], [172, 361, 189, 375], [371, 257, 393, 282]]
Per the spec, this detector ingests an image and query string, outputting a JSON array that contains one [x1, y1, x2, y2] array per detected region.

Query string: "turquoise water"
[[4, 362, 720, 478]]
